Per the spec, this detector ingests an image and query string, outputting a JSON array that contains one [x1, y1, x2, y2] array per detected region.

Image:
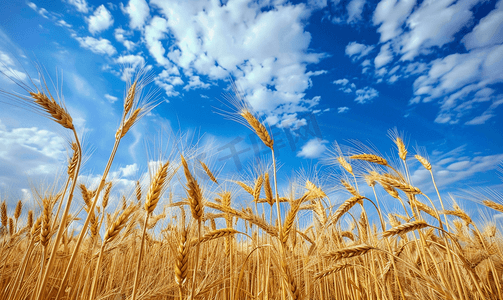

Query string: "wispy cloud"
[[66, 0, 89, 14]]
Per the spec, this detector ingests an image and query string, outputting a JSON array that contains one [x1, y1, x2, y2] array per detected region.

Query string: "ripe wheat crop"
[[1, 66, 503, 300]]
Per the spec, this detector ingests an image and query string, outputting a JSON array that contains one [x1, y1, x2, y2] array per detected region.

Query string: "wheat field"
[[1, 67, 503, 300]]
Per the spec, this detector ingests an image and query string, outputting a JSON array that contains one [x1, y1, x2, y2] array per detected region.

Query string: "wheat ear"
[[1, 201, 7, 228], [264, 173, 274, 206], [482, 200, 503, 214], [241, 110, 274, 149], [382, 220, 429, 238], [30, 92, 74, 130], [189, 228, 240, 246], [175, 226, 189, 299], [200, 160, 218, 184], [328, 196, 364, 226], [415, 154, 432, 170], [341, 179, 359, 196], [315, 263, 350, 280], [325, 244, 374, 261], [350, 154, 388, 166]]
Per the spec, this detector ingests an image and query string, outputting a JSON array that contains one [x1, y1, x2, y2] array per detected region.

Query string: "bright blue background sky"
[[0, 0, 502, 225]]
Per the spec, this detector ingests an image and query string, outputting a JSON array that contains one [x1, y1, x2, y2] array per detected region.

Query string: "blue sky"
[[0, 0, 502, 223]]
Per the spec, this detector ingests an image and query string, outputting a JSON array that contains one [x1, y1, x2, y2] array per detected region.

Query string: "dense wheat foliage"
[[2, 67, 503, 300]]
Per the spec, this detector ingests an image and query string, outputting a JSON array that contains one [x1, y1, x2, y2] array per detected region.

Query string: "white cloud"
[[115, 55, 145, 68], [412, 44, 503, 124], [400, 0, 480, 61], [122, 0, 150, 30], [183, 75, 211, 91], [462, 0, 503, 50], [57, 20, 72, 28], [27, 2, 49, 19], [374, 42, 393, 68], [114, 28, 136, 51], [355, 86, 379, 104], [67, 0, 89, 13], [74, 35, 117, 56], [0, 122, 67, 191], [149, 0, 325, 126], [155, 68, 182, 97], [297, 138, 328, 159], [144, 16, 171, 66], [87, 5, 114, 35], [120, 163, 139, 177], [334, 79, 357, 93], [347, 0, 366, 23], [105, 94, 118, 103], [338, 106, 350, 113], [373, 0, 415, 43], [410, 147, 503, 190], [333, 78, 349, 85], [0, 51, 27, 82], [345, 42, 374, 60]]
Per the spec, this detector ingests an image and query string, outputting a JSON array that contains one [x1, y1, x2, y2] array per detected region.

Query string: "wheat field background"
[[0, 66, 503, 300]]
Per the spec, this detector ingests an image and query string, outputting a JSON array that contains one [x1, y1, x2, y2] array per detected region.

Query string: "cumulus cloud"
[[347, 0, 366, 23], [333, 78, 349, 85], [115, 54, 145, 68], [373, 0, 415, 43], [374, 42, 393, 68], [119, 163, 139, 177], [345, 42, 374, 60], [399, 0, 479, 61], [355, 86, 379, 104], [183, 75, 211, 91], [114, 28, 136, 51], [334, 78, 356, 93], [149, 0, 325, 128], [67, 0, 89, 13], [74, 35, 117, 56], [155, 68, 182, 97], [0, 121, 67, 195], [87, 5, 114, 35], [144, 16, 171, 66], [297, 138, 328, 159], [122, 0, 150, 30]]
